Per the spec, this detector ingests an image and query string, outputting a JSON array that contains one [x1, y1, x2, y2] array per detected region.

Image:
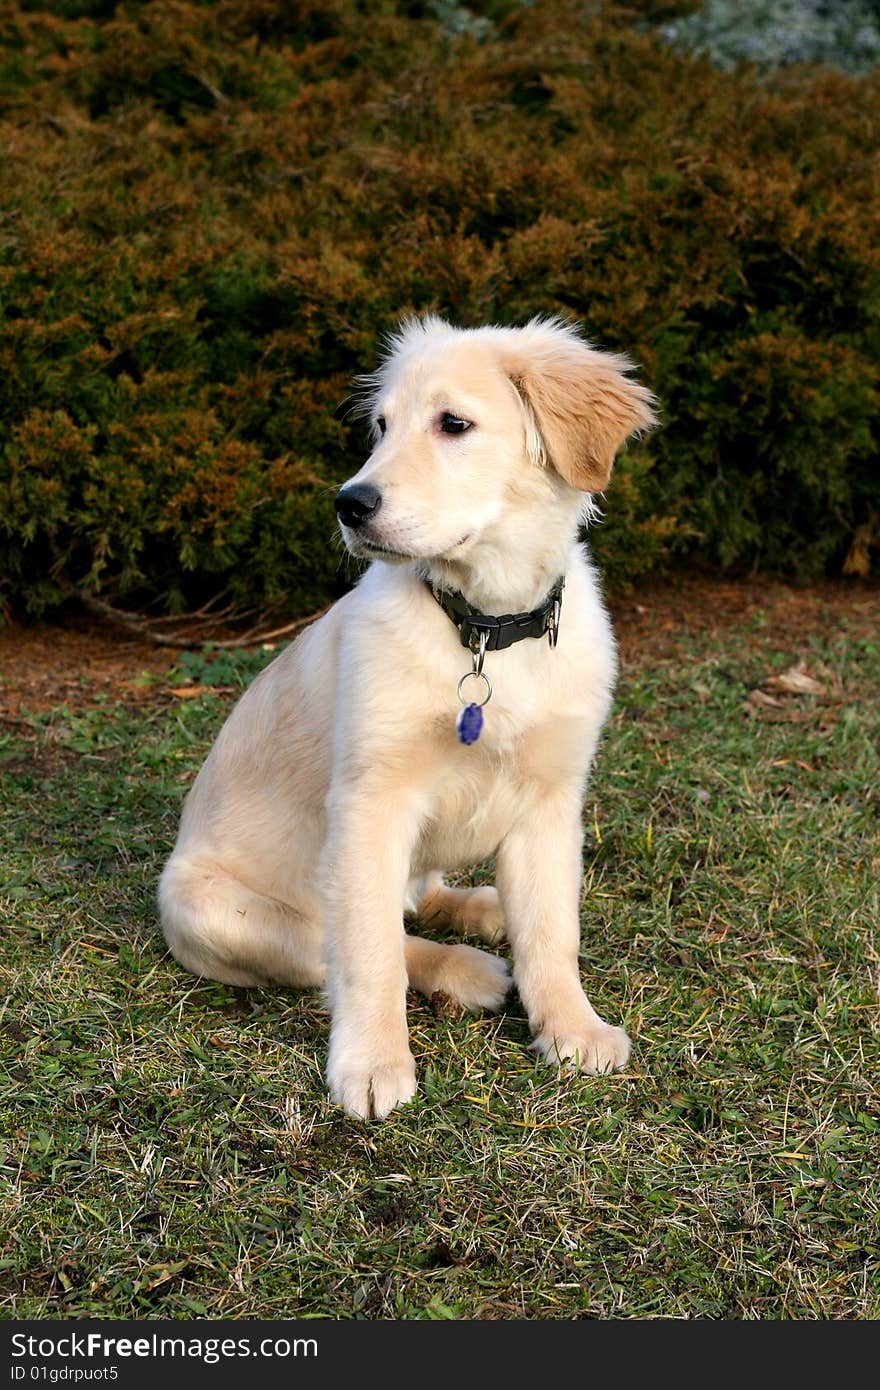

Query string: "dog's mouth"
[[342, 530, 473, 562], [346, 536, 415, 562]]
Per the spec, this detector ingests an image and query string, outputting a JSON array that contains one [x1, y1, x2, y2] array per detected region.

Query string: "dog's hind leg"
[[160, 857, 508, 1012], [403, 933, 510, 1013], [158, 854, 325, 988], [410, 871, 507, 945], [160, 858, 508, 1010]]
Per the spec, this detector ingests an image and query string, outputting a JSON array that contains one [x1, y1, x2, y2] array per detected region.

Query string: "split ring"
[[457, 670, 492, 707]]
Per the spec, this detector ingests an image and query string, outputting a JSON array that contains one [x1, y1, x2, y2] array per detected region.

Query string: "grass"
[[1, 598, 878, 1319]]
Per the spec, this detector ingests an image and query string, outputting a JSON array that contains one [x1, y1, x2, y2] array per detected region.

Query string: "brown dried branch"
[[59, 579, 326, 650]]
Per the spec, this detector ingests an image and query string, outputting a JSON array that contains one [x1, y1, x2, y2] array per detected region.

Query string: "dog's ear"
[[502, 319, 658, 493]]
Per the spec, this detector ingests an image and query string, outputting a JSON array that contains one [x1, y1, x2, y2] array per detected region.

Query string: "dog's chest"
[[414, 627, 603, 868], [414, 748, 521, 871], [413, 704, 589, 871]]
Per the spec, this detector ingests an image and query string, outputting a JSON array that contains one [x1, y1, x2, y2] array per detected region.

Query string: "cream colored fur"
[[158, 316, 657, 1120]]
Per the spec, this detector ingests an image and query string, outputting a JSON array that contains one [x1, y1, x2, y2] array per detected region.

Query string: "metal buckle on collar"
[[467, 627, 488, 672], [546, 595, 561, 649]]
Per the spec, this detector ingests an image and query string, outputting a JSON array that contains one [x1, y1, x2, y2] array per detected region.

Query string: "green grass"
[[1, 608, 878, 1319]]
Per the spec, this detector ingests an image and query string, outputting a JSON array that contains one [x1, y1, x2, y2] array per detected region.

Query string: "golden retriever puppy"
[[159, 316, 656, 1120]]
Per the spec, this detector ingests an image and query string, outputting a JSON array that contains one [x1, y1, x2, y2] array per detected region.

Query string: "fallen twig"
[[0, 712, 42, 729], [58, 579, 327, 650]]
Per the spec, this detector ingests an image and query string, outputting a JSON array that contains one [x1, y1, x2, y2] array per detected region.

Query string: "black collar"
[[425, 576, 564, 653]]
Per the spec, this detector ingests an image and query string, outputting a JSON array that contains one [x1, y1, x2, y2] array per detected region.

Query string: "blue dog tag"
[[456, 702, 484, 745]]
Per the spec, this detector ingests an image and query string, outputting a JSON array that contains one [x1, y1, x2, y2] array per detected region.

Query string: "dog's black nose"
[[334, 482, 382, 530]]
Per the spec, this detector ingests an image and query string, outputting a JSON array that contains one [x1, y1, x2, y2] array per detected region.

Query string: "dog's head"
[[335, 316, 657, 596]]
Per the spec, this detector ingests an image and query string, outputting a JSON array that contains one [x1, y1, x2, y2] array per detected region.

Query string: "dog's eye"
[[439, 413, 472, 435], [375, 416, 387, 436]]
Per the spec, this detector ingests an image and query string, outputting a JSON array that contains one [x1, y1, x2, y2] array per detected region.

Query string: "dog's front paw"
[[327, 1050, 417, 1121], [533, 1018, 631, 1075]]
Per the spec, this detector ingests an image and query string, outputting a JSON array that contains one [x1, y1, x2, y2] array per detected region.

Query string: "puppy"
[[159, 316, 657, 1119]]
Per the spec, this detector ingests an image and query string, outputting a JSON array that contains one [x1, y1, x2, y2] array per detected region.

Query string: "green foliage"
[[1, 0, 878, 615], [170, 642, 289, 690]]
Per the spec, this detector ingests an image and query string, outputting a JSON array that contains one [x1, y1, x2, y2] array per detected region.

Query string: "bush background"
[[1, 0, 878, 618]]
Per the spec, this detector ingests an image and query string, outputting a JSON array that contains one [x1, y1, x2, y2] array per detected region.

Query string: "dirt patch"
[[610, 574, 880, 667], [1, 578, 878, 718], [0, 613, 177, 719], [0, 744, 84, 778]]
